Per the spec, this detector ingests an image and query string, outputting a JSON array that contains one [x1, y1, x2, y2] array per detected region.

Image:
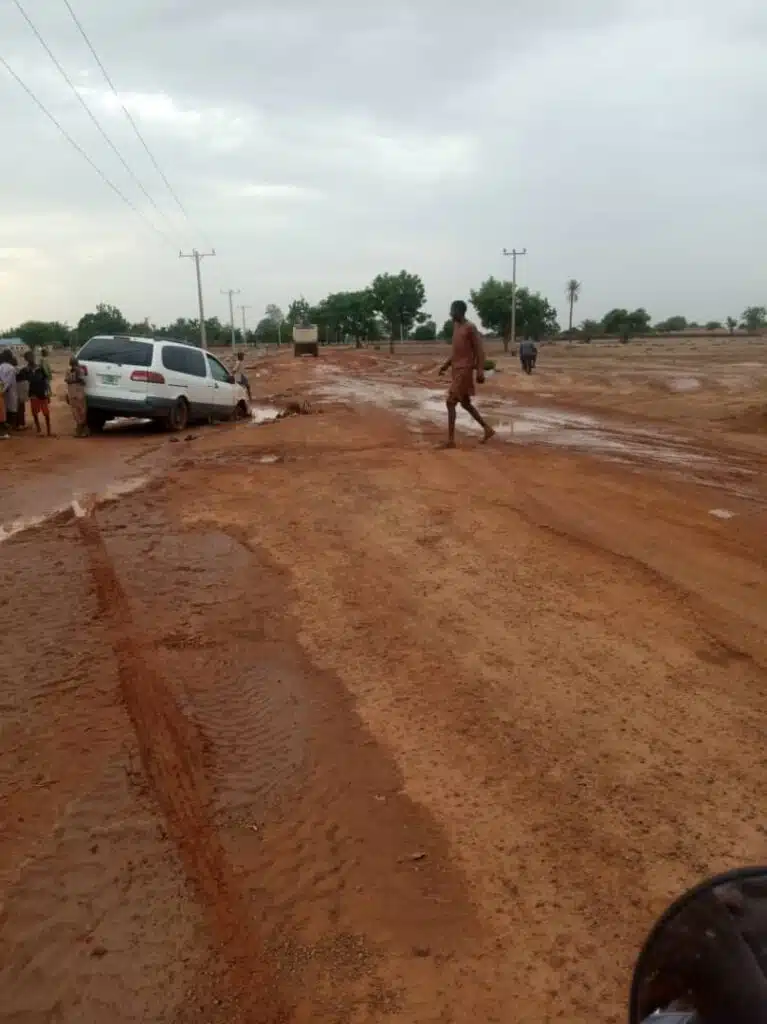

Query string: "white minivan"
[[75, 335, 250, 432]]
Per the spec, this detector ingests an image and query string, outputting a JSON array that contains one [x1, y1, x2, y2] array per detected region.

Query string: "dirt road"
[[1, 343, 765, 1023]]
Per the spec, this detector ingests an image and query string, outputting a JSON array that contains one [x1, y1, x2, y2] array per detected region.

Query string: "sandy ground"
[[1, 339, 765, 1024]]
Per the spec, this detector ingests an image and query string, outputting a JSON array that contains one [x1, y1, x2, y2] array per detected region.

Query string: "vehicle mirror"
[[630, 867, 767, 1024]]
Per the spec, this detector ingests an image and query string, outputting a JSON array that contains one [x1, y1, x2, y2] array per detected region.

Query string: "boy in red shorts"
[[28, 359, 52, 436]]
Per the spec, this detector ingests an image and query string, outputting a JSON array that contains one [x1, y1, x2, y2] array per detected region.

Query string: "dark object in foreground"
[[630, 866, 767, 1024]]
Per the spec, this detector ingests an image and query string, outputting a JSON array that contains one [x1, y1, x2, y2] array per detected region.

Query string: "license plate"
[[100, 374, 120, 385]]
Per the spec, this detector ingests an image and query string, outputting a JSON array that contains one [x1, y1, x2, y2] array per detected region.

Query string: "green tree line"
[[3, 276, 765, 352]]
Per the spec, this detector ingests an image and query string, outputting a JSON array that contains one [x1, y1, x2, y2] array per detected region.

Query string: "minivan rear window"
[[77, 337, 153, 367]]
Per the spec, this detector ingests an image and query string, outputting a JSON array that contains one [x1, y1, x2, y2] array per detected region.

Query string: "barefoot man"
[[438, 300, 494, 448]]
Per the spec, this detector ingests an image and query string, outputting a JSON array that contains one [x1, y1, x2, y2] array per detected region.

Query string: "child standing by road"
[[28, 358, 52, 436]]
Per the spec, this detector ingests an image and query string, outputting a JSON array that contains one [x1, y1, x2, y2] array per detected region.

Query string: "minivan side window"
[[77, 337, 152, 367], [206, 355, 231, 383], [162, 345, 207, 377]]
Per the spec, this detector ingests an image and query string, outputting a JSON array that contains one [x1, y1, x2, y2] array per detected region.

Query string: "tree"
[[76, 303, 129, 341], [253, 317, 281, 345], [202, 317, 225, 345], [655, 316, 688, 332], [726, 316, 738, 335], [313, 290, 380, 347], [579, 318, 602, 338], [519, 289, 560, 341], [129, 319, 154, 337], [369, 271, 427, 351], [601, 308, 652, 339], [470, 277, 559, 348], [265, 304, 284, 325], [741, 306, 767, 333], [565, 279, 581, 339], [1, 320, 73, 348], [286, 296, 312, 327], [470, 277, 512, 348], [705, 321, 722, 331], [439, 319, 454, 341], [412, 320, 437, 341]]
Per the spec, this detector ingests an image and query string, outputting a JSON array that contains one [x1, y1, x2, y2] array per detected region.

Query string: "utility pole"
[[179, 249, 215, 349], [502, 247, 527, 351], [238, 304, 252, 346], [221, 288, 241, 350]]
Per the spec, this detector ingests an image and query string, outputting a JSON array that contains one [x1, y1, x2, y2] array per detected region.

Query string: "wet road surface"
[[1, 345, 765, 1024]]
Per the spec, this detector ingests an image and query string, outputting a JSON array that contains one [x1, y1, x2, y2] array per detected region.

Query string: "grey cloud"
[[1, 0, 765, 328]]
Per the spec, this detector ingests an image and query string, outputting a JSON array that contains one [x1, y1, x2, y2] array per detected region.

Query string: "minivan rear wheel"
[[86, 410, 107, 433], [165, 398, 189, 432]]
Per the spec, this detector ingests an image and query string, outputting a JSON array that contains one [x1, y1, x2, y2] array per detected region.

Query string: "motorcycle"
[[630, 865, 767, 1023]]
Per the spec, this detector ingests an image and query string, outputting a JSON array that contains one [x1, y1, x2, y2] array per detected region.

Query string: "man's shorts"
[[447, 367, 475, 403], [30, 397, 50, 415]]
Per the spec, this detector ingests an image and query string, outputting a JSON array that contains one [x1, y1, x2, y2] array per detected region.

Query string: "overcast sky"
[[1, 0, 765, 331]]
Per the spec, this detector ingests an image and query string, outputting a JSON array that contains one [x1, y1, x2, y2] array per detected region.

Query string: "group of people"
[[0, 347, 89, 439], [0, 347, 53, 438]]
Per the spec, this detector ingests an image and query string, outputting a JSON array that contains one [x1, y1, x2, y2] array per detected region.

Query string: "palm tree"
[[565, 279, 582, 339]]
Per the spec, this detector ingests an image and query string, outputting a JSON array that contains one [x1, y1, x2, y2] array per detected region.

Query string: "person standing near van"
[[28, 358, 52, 436], [230, 350, 251, 400], [15, 351, 33, 428], [0, 349, 19, 432], [39, 347, 53, 397], [65, 357, 89, 437]]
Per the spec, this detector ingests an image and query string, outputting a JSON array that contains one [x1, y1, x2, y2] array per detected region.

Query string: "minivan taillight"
[[130, 370, 165, 384]]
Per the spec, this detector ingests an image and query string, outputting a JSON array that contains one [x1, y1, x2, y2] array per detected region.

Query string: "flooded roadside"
[[313, 366, 763, 502], [0, 474, 152, 543]]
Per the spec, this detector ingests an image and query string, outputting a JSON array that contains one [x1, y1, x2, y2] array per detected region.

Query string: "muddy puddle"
[[250, 406, 282, 424], [0, 474, 152, 543], [314, 368, 760, 497]]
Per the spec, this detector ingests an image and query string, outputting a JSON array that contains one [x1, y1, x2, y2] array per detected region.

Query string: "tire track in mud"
[[75, 514, 292, 1024]]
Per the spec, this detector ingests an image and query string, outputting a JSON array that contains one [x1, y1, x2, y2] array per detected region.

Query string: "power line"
[[12, 0, 178, 243], [61, 0, 200, 236], [0, 53, 172, 244]]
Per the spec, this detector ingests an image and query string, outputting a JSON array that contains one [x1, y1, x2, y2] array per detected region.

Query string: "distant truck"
[[293, 323, 319, 358]]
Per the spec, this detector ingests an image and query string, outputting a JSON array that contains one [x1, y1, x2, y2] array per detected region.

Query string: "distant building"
[[2, 338, 26, 359]]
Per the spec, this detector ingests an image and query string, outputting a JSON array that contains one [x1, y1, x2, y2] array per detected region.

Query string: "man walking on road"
[[438, 300, 494, 448]]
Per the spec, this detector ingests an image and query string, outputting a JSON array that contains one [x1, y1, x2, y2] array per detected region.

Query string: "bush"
[[484, 359, 496, 371]]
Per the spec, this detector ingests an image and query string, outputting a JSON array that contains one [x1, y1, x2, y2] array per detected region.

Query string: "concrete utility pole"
[[238, 304, 252, 345], [221, 288, 241, 350], [502, 247, 527, 351], [179, 249, 215, 349]]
